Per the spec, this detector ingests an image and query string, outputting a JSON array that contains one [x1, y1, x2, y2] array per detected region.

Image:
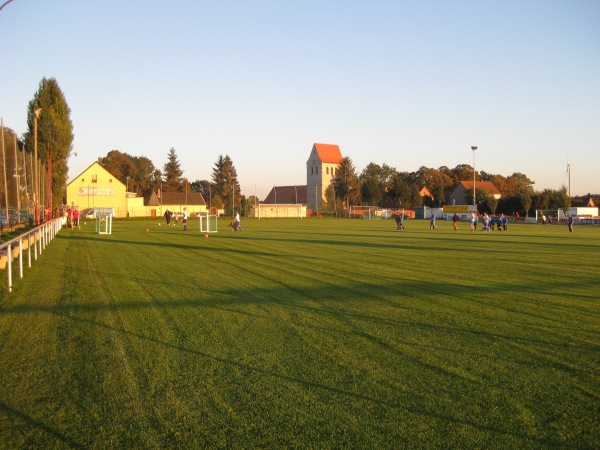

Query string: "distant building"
[[66, 162, 127, 217], [67, 161, 207, 218], [263, 185, 307, 204], [306, 143, 343, 211], [449, 181, 501, 205]]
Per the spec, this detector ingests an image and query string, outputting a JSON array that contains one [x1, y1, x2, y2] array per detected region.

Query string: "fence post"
[[18, 238, 23, 278]]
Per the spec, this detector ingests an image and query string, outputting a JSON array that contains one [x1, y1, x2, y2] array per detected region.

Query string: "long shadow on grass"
[[4, 276, 598, 352], [24, 307, 571, 447], [0, 399, 81, 447], [3, 278, 596, 445]]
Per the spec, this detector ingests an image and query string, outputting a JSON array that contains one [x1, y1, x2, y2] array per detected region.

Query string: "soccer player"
[[430, 212, 438, 230]]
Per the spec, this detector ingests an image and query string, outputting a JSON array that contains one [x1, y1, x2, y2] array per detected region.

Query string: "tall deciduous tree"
[[23, 77, 74, 208], [101, 150, 159, 197], [163, 147, 183, 191]]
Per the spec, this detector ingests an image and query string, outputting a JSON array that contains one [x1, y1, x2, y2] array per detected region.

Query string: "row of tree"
[[100, 148, 248, 215], [318, 157, 573, 217], [8, 77, 590, 218], [100, 147, 577, 218]]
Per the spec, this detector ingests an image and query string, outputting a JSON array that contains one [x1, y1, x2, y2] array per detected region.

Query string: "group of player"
[[394, 211, 509, 232], [469, 211, 509, 232]]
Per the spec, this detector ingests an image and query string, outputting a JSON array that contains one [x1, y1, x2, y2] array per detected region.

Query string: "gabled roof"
[[457, 181, 501, 196], [312, 143, 343, 164], [67, 161, 124, 187], [263, 185, 307, 204]]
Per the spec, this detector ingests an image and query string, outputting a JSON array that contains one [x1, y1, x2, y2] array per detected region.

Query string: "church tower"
[[306, 143, 343, 211]]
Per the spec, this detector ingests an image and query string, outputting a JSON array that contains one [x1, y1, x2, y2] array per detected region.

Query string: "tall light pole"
[[34, 108, 42, 224], [471, 146, 477, 210]]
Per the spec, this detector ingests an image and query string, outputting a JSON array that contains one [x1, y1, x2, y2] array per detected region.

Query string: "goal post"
[[535, 209, 566, 224], [349, 206, 377, 219], [199, 213, 218, 233]]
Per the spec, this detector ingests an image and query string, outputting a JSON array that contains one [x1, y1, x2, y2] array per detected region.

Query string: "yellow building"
[[66, 162, 128, 217]]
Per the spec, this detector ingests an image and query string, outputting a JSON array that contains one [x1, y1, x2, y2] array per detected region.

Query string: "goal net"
[[257, 204, 305, 219], [535, 209, 566, 224], [349, 206, 378, 219], [95, 208, 114, 234], [199, 214, 218, 233]]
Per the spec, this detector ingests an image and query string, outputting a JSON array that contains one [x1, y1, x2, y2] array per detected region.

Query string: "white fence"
[[0, 218, 63, 293]]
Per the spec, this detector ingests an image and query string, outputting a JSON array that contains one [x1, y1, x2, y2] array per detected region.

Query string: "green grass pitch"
[[0, 217, 598, 448]]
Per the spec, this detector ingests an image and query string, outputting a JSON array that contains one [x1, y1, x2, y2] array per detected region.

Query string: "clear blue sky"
[[1, 0, 599, 199]]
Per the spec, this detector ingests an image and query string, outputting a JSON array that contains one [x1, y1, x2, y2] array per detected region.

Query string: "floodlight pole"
[[471, 146, 477, 210], [34, 108, 42, 225]]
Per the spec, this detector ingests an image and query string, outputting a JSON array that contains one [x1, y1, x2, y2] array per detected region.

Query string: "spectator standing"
[[73, 207, 80, 229], [66, 207, 72, 229]]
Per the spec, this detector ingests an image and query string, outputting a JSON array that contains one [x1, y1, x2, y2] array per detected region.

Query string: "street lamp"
[[471, 146, 477, 209]]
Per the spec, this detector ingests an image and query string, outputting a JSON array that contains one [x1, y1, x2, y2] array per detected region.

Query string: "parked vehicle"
[[80, 208, 96, 219]]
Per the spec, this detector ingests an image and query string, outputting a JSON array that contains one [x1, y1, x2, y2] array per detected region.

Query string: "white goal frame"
[[349, 206, 378, 219], [199, 213, 218, 233], [535, 209, 566, 224]]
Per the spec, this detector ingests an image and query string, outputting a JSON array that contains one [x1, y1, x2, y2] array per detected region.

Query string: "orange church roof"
[[313, 143, 343, 164]]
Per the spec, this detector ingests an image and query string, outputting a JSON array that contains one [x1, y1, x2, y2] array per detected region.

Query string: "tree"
[[163, 147, 183, 191], [211, 155, 240, 215], [334, 157, 361, 214], [517, 188, 532, 217], [433, 184, 445, 207], [409, 184, 423, 208], [23, 77, 74, 208], [211, 194, 224, 210], [388, 171, 411, 208], [449, 164, 474, 184], [101, 150, 133, 181], [323, 184, 344, 216], [412, 166, 453, 191], [134, 156, 159, 198], [359, 162, 394, 207], [190, 179, 214, 205], [464, 187, 490, 211], [556, 185, 571, 211], [101, 151, 158, 197]]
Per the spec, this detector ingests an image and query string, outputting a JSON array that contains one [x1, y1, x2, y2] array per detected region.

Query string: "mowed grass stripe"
[[0, 217, 598, 447]]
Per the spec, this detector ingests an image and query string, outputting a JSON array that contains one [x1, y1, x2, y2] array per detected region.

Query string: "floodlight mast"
[[471, 146, 478, 210]]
